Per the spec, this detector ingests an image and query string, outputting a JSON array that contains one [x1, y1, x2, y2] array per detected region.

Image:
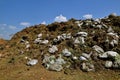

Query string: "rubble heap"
[[1, 14, 120, 72]]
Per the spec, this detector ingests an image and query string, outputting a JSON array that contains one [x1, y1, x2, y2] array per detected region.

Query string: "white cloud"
[[54, 14, 67, 22], [83, 14, 93, 19], [41, 21, 46, 25], [0, 24, 18, 39], [9, 25, 17, 30], [20, 22, 30, 26]]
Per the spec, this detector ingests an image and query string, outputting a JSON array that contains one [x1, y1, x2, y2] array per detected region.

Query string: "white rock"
[[107, 26, 114, 33], [37, 33, 42, 38], [99, 51, 119, 58], [82, 52, 92, 59], [92, 45, 104, 54], [55, 58, 66, 65], [79, 56, 87, 61], [41, 40, 49, 44], [62, 48, 72, 57], [74, 38, 80, 44], [73, 37, 85, 45], [66, 33, 72, 39], [27, 59, 38, 66], [76, 32, 88, 37], [110, 39, 118, 47], [106, 51, 119, 57], [105, 61, 113, 68], [25, 41, 29, 44], [34, 38, 42, 43], [107, 32, 119, 39], [102, 23, 108, 28], [48, 45, 58, 53], [94, 18, 101, 23], [81, 62, 95, 72], [26, 44, 30, 49], [72, 56, 78, 60], [97, 25, 102, 29], [99, 52, 108, 58]]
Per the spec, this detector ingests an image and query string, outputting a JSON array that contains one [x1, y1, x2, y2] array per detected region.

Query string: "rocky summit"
[[0, 14, 120, 80]]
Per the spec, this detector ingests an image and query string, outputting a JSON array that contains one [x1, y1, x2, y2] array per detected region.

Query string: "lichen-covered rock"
[[113, 55, 120, 68], [49, 63, 63, 71], [55, 57, 66, 65]]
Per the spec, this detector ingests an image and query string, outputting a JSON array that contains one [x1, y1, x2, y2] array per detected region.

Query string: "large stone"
[[107, 51, 119, 58], [92, 45, 104, 54], [99, 51, 119, 59]]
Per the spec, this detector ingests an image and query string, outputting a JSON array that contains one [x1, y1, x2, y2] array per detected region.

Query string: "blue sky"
[[0, 0, 120, 39]]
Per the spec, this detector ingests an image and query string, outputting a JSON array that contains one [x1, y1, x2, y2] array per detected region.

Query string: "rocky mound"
[[1, 14, 120, 73]]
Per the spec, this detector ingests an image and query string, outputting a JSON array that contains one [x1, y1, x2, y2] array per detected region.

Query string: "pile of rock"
[[15, 15, 120, 72]]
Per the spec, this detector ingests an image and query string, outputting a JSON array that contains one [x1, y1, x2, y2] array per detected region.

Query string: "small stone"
[[76, 32, 88, 37], [79, 56, 87, 61], [62, 48, 72, 57], [81, 62, 95, 72], [27, 59, 38, 66], [37, 33, 42, 38]]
